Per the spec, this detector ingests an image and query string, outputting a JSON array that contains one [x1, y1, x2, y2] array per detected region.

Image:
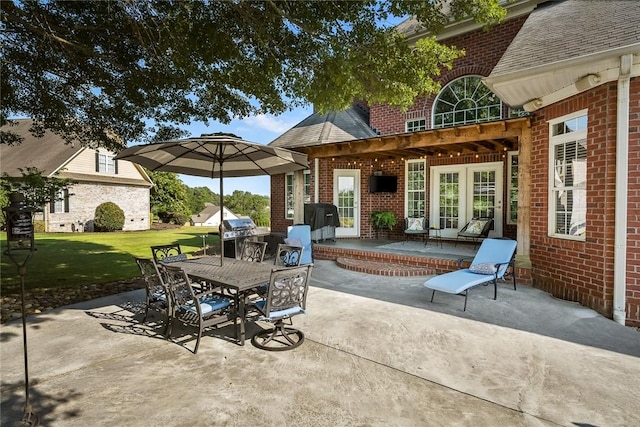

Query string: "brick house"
[[268, 0, 640, 326], [1, 119, 153, 232]]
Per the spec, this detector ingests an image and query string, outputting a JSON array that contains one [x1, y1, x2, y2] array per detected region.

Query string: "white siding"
[[63, 148, 147, 181]]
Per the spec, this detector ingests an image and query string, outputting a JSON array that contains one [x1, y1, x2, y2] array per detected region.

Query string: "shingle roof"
[[191, 204, 221, 224], [1, 119, 82, 177], [490, 0, 640, 78], [268, 105, 377, 149]]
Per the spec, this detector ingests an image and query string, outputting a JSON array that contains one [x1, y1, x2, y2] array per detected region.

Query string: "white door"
[[430, 162, 503, 239], [333, 169, 360, 237]]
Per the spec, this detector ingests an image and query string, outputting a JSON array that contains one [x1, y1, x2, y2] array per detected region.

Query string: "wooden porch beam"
[[298, 118, 529, 159]]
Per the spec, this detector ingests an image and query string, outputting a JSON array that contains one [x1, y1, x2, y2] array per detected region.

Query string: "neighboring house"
[[1, 119, 153, 232], [269, 0, 640, 326], [190, 203, 238, 227]]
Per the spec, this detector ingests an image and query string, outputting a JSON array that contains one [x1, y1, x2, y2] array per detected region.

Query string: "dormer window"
[[96, 152, 117, 174]]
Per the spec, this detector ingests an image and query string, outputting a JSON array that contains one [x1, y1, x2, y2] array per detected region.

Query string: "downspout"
[[613, 54, 632, 325], [314, 158, 320, 203]]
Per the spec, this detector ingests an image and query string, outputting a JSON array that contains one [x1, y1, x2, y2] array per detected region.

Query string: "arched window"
[[432, 75, 503, 128]]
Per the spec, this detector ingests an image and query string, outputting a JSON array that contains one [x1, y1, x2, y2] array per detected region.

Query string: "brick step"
[[335, 257, 435, 277]]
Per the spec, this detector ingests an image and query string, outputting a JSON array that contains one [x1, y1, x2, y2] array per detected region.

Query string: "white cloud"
[[242, 113, 294, 134]]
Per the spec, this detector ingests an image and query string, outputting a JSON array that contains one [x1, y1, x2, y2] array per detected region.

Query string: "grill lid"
[[223, 218, 256, 231]]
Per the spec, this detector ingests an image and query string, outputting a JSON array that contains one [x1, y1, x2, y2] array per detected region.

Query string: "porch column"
[[293, 169, 305, 224], [516, 122, 532, 261]]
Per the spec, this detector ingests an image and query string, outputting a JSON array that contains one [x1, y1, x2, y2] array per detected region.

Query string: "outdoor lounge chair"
[[423, 238, 517, 311], [456, 217, 493, 247], [251, 264, 313, 351]]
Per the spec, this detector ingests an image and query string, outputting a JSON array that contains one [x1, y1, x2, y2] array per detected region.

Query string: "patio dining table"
[[169, 256, 274, 345]]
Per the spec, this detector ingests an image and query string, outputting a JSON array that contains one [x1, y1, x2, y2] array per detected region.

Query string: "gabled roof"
[[268, 105, 378, 149], [1, 119, 82, 177], [485, 0, 640, 108], [1, 118, 152, 187], [190, 203, 221, 223]]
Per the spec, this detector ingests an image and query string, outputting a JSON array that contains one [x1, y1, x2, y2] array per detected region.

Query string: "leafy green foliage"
[[370, 210, 397, 230], [186, 186, 219, 215], [146, 169, 191, 223], [2, 0, 505, 150], [224, 190, 270, 224], [0, 167, 75, 228], [94, 202, 125, 232]]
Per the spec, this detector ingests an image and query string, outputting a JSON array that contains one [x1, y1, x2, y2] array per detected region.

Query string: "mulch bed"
[[1, 278, 145, 324]]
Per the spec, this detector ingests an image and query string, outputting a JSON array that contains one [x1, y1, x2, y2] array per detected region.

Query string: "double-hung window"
[[51, 189, 69, 213], [285, 170, 311, 219], [96, 152, 117, 174], [548, 111, 587, 240], [405, 160, 426, 218]]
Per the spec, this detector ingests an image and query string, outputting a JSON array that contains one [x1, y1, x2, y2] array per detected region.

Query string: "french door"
[[430, 162, 503, 239], [333, 169, 360, 237]]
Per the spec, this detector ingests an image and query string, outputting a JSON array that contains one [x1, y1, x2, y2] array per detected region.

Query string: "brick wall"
[[370, 16, 527, 134], [48, 183, 150, 232], [529, 79, 640, 326]]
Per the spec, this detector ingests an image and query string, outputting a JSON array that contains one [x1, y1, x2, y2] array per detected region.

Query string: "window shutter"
[[95, 152, 100, 172], [114, 159, 118, 174], [64, 189, 70, 213], [50, 189, 55, 213]]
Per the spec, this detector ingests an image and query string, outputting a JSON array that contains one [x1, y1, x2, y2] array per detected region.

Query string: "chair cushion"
[[406, 217, 424, 231], [182, 295, 231, 315], [469, 262, 497, 275], [255, 300, 305, 319], [161, 253, 188, 263], [424, 270, 495, 294]]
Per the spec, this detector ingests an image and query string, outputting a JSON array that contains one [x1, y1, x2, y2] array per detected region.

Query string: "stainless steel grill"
[[212, 218, 270, 258]]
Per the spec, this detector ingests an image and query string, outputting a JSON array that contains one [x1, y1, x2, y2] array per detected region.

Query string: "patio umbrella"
[[114, 133, 308, 264]]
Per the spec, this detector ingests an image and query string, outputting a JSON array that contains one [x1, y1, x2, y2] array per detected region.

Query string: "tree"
[[146, 170, 190, 224], [224, 190, 270, 224], [0, 167, 75, 228], [185, 186, 219, 215], [1, 0, 505, 150]]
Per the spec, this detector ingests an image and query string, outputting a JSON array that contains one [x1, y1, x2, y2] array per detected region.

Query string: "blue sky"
[[178, 106, 313, 196]]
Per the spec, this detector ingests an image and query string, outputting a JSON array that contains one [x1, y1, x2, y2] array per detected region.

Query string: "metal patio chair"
[[239, 240, 268, 263], [134, 257, 172, 337], [251, 264, 313, 351], [150, 243, 187, 263], [159, 264, 236, 354]]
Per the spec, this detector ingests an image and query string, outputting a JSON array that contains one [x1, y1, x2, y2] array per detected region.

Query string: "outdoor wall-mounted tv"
[[368, 175, 398, 193]]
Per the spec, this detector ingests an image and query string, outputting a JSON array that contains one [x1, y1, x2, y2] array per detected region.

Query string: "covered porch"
[[291, 116, 532, 265], [310, 237, 532, 285]]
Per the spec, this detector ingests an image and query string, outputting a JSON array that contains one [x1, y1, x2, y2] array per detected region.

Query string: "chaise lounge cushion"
[[424, 270, 499, 295]]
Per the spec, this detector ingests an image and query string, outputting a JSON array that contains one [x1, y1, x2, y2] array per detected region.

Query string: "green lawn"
[[0, 227, 220, 293]]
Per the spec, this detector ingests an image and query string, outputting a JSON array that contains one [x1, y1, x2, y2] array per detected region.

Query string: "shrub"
[[33, 220, 45, 233], [94, 202, 125, 232]]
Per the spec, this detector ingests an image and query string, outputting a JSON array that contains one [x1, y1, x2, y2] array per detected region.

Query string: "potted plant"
[[370, 210, 397, 239]]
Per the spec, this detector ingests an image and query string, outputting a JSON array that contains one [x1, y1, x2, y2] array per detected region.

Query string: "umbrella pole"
[[219, 162, 224, 266]]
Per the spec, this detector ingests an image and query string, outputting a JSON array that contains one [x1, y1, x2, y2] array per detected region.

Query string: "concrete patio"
[[1, 259, 639, 426]]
